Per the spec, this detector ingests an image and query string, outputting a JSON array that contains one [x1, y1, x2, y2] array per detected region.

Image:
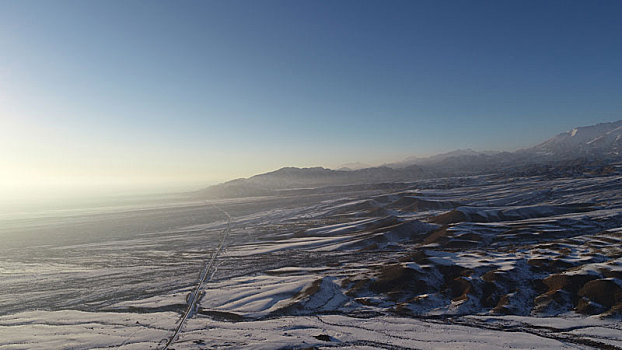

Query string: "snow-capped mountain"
[[527, 120, 622, 159]]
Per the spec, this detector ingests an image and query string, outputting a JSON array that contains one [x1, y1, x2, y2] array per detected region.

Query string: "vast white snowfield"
[[1, 173, 621, 349]]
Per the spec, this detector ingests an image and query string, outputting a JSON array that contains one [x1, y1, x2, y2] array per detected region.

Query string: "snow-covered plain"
[[0, 174, 621, 349]]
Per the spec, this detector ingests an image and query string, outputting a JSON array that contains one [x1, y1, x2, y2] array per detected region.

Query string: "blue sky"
[[1, 0, 622, 195]]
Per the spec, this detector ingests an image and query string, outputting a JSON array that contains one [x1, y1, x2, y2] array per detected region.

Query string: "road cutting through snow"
[[160, 204, 231, 350]]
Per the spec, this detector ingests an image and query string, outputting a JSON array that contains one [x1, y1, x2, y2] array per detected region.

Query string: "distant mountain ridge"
[[197, 165, 430, 198], [336, 162, 371, 171], [386, 149, 499, 168], [196, 120, 622, 198]]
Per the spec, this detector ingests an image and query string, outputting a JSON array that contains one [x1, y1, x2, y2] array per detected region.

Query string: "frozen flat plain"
[[1, 174, 621, 349]]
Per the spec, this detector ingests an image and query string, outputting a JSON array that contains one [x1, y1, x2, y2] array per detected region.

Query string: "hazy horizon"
[[2, 1, 622, 202]]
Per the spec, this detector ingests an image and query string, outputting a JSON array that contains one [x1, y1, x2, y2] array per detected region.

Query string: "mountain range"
[[197, 120, 622, 198]]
